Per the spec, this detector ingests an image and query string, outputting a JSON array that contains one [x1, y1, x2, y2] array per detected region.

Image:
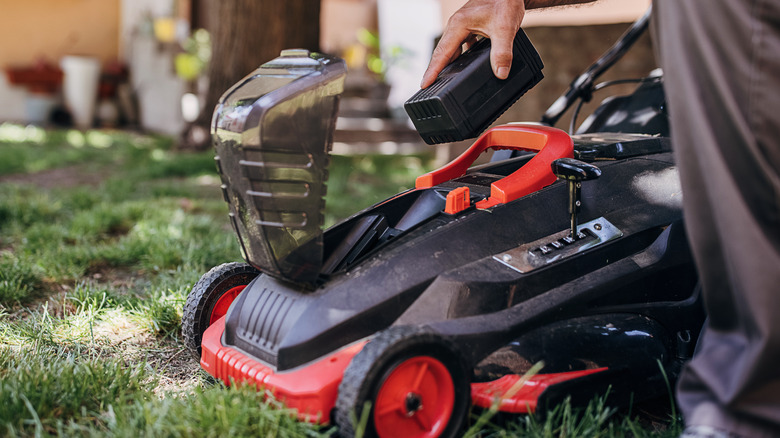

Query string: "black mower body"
[[203, 18, 703, 421], [223, 137, 700, 375]]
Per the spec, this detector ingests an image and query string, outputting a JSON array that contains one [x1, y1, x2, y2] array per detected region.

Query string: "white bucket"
[[61, 56, 101, 129]]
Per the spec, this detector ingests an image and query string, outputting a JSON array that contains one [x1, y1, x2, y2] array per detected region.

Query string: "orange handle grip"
[[415, 124, 574, 209]]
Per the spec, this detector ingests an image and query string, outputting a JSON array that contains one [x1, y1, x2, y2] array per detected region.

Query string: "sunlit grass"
[[325, 154, 433, 227], [0, 123, 174, 176], [0, 123, 47, 144]]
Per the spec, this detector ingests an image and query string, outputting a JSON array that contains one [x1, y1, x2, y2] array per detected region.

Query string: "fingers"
[[421, 26, 472, 88], [461, 34, 480, 52], [489, 24, 520, 80], [420, 0, 526, 88], [484, 3, 523, 79]]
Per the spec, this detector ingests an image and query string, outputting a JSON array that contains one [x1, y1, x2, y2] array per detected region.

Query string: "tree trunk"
[[185, 0, 321, 149]]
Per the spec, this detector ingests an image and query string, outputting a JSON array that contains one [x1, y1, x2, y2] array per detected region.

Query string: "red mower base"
[[471, 368, 608, 413], [200, 317, 365, 423], [201, 318, 610, 424]]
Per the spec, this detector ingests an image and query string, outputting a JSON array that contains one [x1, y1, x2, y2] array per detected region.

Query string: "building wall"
[[0, 0, 120, 68], [0, 0, 121, 123]]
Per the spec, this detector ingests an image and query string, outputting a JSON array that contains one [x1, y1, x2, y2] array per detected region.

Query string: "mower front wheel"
[[182, 262, 259, 359], [335, 326, 471, 438]]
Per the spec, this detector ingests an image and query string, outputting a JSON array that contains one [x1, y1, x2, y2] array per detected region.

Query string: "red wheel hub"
[[209, 285, 246, 325], [373, 356, 455, 438]]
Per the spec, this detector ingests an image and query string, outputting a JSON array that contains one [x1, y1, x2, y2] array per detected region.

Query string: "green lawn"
[[0, 123, 680, 437]]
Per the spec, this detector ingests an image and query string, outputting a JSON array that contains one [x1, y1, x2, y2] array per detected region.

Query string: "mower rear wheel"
[[182, 262, 259, 359], [335, 326, 470, 438]]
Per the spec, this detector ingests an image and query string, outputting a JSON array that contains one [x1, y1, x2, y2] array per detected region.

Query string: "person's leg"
[[654, 0, 780, 436]]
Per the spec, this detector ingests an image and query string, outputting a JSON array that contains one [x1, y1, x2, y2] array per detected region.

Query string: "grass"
[[0, 348, 323, 437], [326, 154, 431, 226], [0, 123, 682, 437], [0, 350, 147, 436]]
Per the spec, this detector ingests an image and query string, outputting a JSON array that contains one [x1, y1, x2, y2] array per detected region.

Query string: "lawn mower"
[[183, 8, 703, 437]]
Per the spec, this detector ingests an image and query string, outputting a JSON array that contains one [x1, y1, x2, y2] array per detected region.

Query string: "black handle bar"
[[540, 6, 652, 127]]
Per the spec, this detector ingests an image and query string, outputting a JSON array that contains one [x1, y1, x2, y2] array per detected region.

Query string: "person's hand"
[[421, 0, 526, 88]]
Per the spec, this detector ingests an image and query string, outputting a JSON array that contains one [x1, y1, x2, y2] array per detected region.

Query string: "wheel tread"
[[182, 262, 259, 359], [335, 326, 469, 438]]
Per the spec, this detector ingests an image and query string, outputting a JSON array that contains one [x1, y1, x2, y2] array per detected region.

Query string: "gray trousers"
[[653, 1, 780, 436]]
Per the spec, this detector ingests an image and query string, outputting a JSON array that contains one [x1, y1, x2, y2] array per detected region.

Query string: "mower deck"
[[201, 317, 612, 423]]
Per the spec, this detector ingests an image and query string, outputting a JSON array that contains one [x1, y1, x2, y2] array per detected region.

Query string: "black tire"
[[335, 326, 471, 438], [182, 262, 259, 359]]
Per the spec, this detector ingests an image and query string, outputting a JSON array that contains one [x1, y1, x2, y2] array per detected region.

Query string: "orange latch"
[[445, 187, 471, 214]]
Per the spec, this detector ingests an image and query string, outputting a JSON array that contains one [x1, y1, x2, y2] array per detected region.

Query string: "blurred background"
[[0, 0, 652, 161]]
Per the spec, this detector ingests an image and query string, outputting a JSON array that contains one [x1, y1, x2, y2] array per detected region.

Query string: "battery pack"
[[405, 29, 544, 145]]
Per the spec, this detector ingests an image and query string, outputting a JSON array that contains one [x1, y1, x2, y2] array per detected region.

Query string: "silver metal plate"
[[494, 217, 623, 273]]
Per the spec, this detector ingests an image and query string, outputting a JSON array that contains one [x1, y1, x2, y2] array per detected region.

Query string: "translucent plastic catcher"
[[212, 49, 346, 288]]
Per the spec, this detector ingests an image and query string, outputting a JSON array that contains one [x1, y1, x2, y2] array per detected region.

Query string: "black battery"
[[405, 29, 544, 145]]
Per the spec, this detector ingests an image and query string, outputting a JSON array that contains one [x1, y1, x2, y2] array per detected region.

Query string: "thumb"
[[490, 35, 514, 80]]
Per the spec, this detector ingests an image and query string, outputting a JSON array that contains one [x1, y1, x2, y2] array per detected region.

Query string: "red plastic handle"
[[415, 124, 574, 209]]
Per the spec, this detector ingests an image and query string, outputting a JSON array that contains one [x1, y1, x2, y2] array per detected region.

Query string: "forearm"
[[525, 0, 597, 9]]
